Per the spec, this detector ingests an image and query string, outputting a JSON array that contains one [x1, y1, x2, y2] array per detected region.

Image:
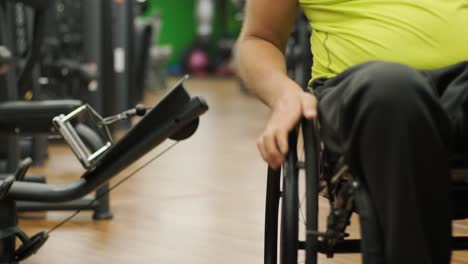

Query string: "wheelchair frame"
[[264, 115, 468, 264]]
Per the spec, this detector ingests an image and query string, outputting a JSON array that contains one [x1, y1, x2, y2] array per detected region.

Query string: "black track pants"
[[313, 61, 468, 264]]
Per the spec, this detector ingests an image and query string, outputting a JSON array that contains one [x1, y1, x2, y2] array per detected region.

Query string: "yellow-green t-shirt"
[[298, 0, 468, 80]]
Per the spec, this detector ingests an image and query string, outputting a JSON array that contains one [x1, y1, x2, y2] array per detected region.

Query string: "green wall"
[[149, 0, 197, 64], [147, 0, 242, 65]]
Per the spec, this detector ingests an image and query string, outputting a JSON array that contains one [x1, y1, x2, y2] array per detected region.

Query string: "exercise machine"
[[0, 0, 115, 219], [0, 77, 208, 263]]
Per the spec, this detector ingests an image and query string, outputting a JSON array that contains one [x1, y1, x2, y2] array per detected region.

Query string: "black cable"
[[46, 141, 179, 234]]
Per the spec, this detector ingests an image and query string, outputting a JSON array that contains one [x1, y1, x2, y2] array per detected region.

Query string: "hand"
[[257, 89, 317, 169]]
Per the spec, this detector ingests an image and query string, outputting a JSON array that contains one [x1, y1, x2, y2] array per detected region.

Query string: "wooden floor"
[[20, 78, 468, 263]]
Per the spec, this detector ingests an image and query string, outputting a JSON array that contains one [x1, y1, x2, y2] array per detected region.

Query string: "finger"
[[258, 134, 281, 169], [263, 130, 283, 168], [257, 136, 267, 162], [276, 128, 289, 155], [301, 93, 318, 119]]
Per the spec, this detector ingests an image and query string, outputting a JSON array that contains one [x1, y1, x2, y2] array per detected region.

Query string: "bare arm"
[[236, 0, 302, 107], [236, 0, 317, 169]]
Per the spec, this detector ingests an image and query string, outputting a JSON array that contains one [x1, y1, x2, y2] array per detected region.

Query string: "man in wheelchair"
[[236, 0, 468, 263]]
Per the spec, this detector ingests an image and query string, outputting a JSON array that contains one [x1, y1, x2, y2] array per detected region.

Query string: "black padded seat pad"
[[0, 100, 82, 134]]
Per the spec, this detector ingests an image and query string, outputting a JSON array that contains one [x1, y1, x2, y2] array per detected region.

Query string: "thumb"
[[301, 93, 317, 120]]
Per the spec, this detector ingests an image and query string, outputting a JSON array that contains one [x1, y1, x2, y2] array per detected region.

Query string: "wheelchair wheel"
[[281, 131, 300, 263], [264, 136, 300, 264], [264, 167, 281, 264], [264, 119, 320, 264], [264, 117, 386, 264], [302, 119, 320, 264]]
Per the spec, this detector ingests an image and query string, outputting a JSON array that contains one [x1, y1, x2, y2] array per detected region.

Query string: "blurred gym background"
[[2, 1, 424, 263], [0, 0, 246, 172], [0, 1, 284, 263]]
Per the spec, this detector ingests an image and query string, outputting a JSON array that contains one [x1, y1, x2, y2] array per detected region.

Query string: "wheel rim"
[[280, 132, 299, 264]]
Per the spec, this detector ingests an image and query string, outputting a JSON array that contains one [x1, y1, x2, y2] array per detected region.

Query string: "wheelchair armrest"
[[0, 100, 82, 134]]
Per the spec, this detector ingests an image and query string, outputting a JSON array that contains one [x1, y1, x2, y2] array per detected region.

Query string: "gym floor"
[[21, 78, 468, 263]]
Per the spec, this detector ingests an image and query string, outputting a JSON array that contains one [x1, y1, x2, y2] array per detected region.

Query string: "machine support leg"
[[93, 183, 113, 220], [0, 199, 17, 263]]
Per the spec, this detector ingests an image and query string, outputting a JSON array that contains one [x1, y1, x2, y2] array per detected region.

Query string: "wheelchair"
[[263, 93, 468, 264], [262, 5, 468, 262]]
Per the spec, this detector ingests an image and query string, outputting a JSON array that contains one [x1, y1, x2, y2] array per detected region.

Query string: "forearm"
[[236, 36, 303, 108]]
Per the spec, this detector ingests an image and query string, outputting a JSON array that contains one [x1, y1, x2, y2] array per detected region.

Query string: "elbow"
[[234, 33, 285, 76], [240, 31, 287, 54], [233, 39, 247, 79]]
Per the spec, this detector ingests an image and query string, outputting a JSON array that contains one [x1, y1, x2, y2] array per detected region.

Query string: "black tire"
[[264, 120, 322, 264], [264, 167, 281, 264], [280, 132, 300, 264], [302, 119, 320, 264], [264, 131, 301, 264]]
